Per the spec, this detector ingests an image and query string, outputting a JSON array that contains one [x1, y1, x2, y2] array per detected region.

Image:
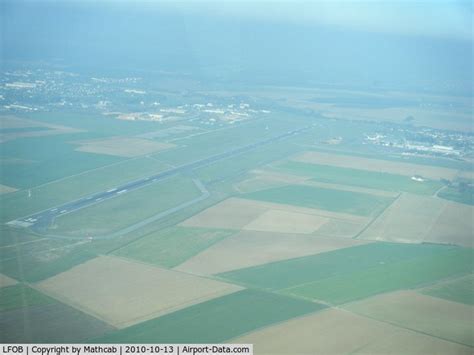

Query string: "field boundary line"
[[352, 192, 402, 239], [106, 253, 244, 288], [344, 307, 474, 348], [226, 305, 331, 343]]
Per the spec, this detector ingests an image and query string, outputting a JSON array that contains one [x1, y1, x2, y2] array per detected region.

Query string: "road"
[[8, 125, 310, 232]]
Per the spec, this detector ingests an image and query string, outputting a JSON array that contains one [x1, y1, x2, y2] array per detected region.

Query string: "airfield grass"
[[52, 176, 202, 236], [282, 248, 473, 305], [242, 184, 393, 217], [92, 289, 325, 343], [113, 226, 236, 268], [0, 284, 55, 311], [218, 242, 461, 291], [438, 186, 474, 205], [0, 156, 170, 223], [276, 161, 443, 195], [155, 116, 299, 166], [0, 231, 98, 283], [194, 141, 300, 184], [422, 275, 474, 305]]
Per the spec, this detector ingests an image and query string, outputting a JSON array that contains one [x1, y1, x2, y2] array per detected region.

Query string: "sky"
[[1, 1, 472, 93], [160, 1, 473, 41]]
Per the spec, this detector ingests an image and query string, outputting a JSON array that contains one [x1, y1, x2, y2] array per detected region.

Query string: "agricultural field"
[[275, 161, 444, 195], [282, 248, 473, 304], [36, 256, 242, 328], [292, 150, 460, 180], [0, 184, 17, 195], [242, 209, 329, 234], [422, 275, 474, 305], [50, 176, 202, 236], [73, 137, 175, 157], [0, 115, 83, 143], [113, 226, 236, 268], [175, 231, 371, 275], [180, 197, 370, 237], [345, 291, 474, 346], [233, 308, 472, 354], [0, 303, 114, 343], [233, 169, 308, 194], [242, 184, 393, 217], [359, 193, 474, 247], [438, 185, 474, 205], [92, 289, 326, 343], [0, 284, 54, 311], [219, 243, 471, 299], [0, 273, 17, 288], [181, 198, 270, 229]]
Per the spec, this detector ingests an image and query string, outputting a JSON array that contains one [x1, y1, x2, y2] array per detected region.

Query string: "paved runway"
[[9, 126, 309, 232]]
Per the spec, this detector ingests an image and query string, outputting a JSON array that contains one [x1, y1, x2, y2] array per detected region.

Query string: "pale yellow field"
[[0, 116, 83, 143], [35, 256, 242, 328], [359, 193, 473, 247], [0, 184, 17, 195], [243, 209, 329, 234], [426, 202, 474, 248], [73, 137, 175, 157], [175, 231, 371, 275], [292, 151, 459, 180], [457, 170, 474, 180], [0, 273, 18, 288], [181, 197, 369, 240], [315, 219, 369, 238], [181, 198, 269, 229], [181, 197, 369, 231], [1, 115, 39, 129], [345, 291, 474, 347], [233, 308, 472, 355]]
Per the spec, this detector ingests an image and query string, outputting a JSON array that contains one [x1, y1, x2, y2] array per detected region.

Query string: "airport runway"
[[9, 126, 310, 232]]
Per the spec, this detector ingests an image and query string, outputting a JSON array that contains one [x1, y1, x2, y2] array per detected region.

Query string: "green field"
[[438, 186, 474, 205], [242, 184, 393, 216], [0, 133, 123, 189], [113, 226, 236, 268], [219, 243, 463, 291], [0, 302, 114, 343], [92, 289, 325, 343], [282, 248, 473, 304], [422, 275, 474, 305], [0, 157, 170, 223], [275, 161, 443, 195], [52, 176, 202, 236], [0, 284, 55, 311]]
